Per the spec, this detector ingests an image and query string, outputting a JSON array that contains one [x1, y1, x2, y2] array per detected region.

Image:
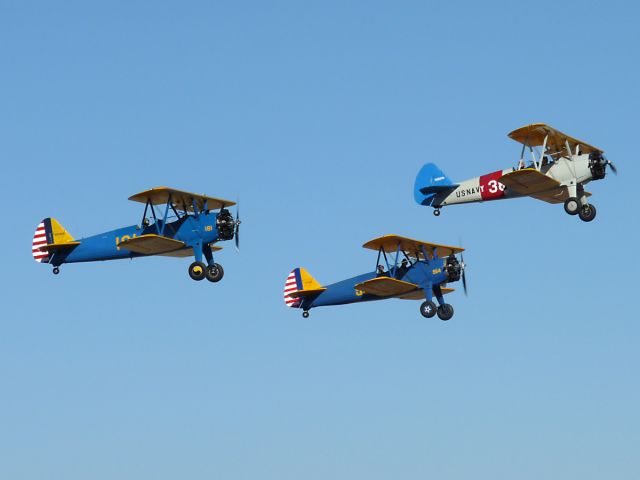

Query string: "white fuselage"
[[440, 155, 594, 206]]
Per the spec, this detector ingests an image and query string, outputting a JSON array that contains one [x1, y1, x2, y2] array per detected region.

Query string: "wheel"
[[564, 197, 580, 215], [420, 300, 437, 318], [302, 311, 309, 318], [188, 261, 206, 281], [578, 203, 597, 222], [52, 267, 60, 275], [205, 263, 224, 282], [437, 304, 454, 321], [433, 208, 441, 217]]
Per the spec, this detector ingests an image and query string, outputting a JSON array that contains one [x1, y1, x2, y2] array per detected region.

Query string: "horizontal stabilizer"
[[39, 241, 81, 251], [354, 277, 419, 297], [118, 234, 185, 255], [419, 184, 459, 195], [287, 288, 327, 299]]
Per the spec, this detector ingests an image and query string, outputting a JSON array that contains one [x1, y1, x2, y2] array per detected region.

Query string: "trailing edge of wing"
[[397, 287, 454, 300]]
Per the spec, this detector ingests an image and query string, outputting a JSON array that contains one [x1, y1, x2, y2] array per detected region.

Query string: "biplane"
[[284, 235, 467, 320], [414, 123, 617, 222], [32, 187, 240, 281]]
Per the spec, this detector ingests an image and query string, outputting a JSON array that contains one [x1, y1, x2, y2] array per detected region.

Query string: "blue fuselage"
[[304, 258, 450, 309], [54, 213, 223, 265]]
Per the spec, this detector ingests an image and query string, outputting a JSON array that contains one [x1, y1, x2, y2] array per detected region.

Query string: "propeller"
[[604, 155, 618, 175], [460, 252, 468, 296], [234, 201, 241, 252]]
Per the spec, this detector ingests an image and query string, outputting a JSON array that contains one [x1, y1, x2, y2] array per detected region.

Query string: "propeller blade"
[[234, 203, 241, 252], [608, 161, 618, 175], [460, 252, 468, 296]]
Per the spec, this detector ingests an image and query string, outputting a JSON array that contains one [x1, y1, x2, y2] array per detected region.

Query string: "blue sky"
[[2, 1, 639, 478]]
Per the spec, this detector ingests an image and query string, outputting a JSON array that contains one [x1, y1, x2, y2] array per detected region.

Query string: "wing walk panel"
[[354, 277, 419, 297]]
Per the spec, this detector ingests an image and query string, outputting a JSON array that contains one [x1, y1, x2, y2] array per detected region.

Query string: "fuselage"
[[55, 212, 225, 265], [304, 258, 450, 309], [438, 155, 594, 207]]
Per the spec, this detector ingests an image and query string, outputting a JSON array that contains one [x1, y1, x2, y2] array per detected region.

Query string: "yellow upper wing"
[[354, 277, 419, 297], [362, 235, 463, 260], [129, 187, 235, 212], [508, 123, 603, 159]]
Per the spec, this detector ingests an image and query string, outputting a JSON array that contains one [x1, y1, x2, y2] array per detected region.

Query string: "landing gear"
[[433, 208, 441, 217], [52, 267, 60, 275], [420, 300, 437, 318], [188, 261, 206, 281], [578, 203, 597, 222], [564, 197, 580, 215], [302, 310, 309, 318], [205, 263, 224, 282], [437, 304, 454, 321]]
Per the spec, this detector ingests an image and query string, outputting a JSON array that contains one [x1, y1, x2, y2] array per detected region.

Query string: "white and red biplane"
[[414, 123, 616, 222]]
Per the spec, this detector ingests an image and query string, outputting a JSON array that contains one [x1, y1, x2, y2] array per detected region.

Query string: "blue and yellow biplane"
[[32, 187, 240, 282], [284, 235, 467, 320]]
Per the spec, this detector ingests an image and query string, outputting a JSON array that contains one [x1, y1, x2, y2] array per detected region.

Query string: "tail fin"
[[414, 163, 457, 206], [283, 267, 323, 308], [32, 218, 74, 263]]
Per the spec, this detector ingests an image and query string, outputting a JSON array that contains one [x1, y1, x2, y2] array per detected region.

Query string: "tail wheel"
[[437, 304, 454, 321], [188, 261, 207, 281], [205, 263, 224, 282], [578, 204, 597, 222], [433, 208, 441, 217], [302, 311, 310, 318], [52, 267, 60, 275], [564, 197, 580, 215], [420, 300, 437, 318]]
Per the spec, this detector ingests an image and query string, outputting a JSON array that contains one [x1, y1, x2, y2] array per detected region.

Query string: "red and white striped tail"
[[283, 269, 302, 308], [32, 221, 49, 263]]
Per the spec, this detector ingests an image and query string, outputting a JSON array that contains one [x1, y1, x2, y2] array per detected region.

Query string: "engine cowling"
[[589, 151, 607, 180], [445, 254, 461, 282], [216, 209, 236, 240]]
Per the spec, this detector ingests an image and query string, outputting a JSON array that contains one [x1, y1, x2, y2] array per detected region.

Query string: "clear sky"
[[2, 1, 639, 479]]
